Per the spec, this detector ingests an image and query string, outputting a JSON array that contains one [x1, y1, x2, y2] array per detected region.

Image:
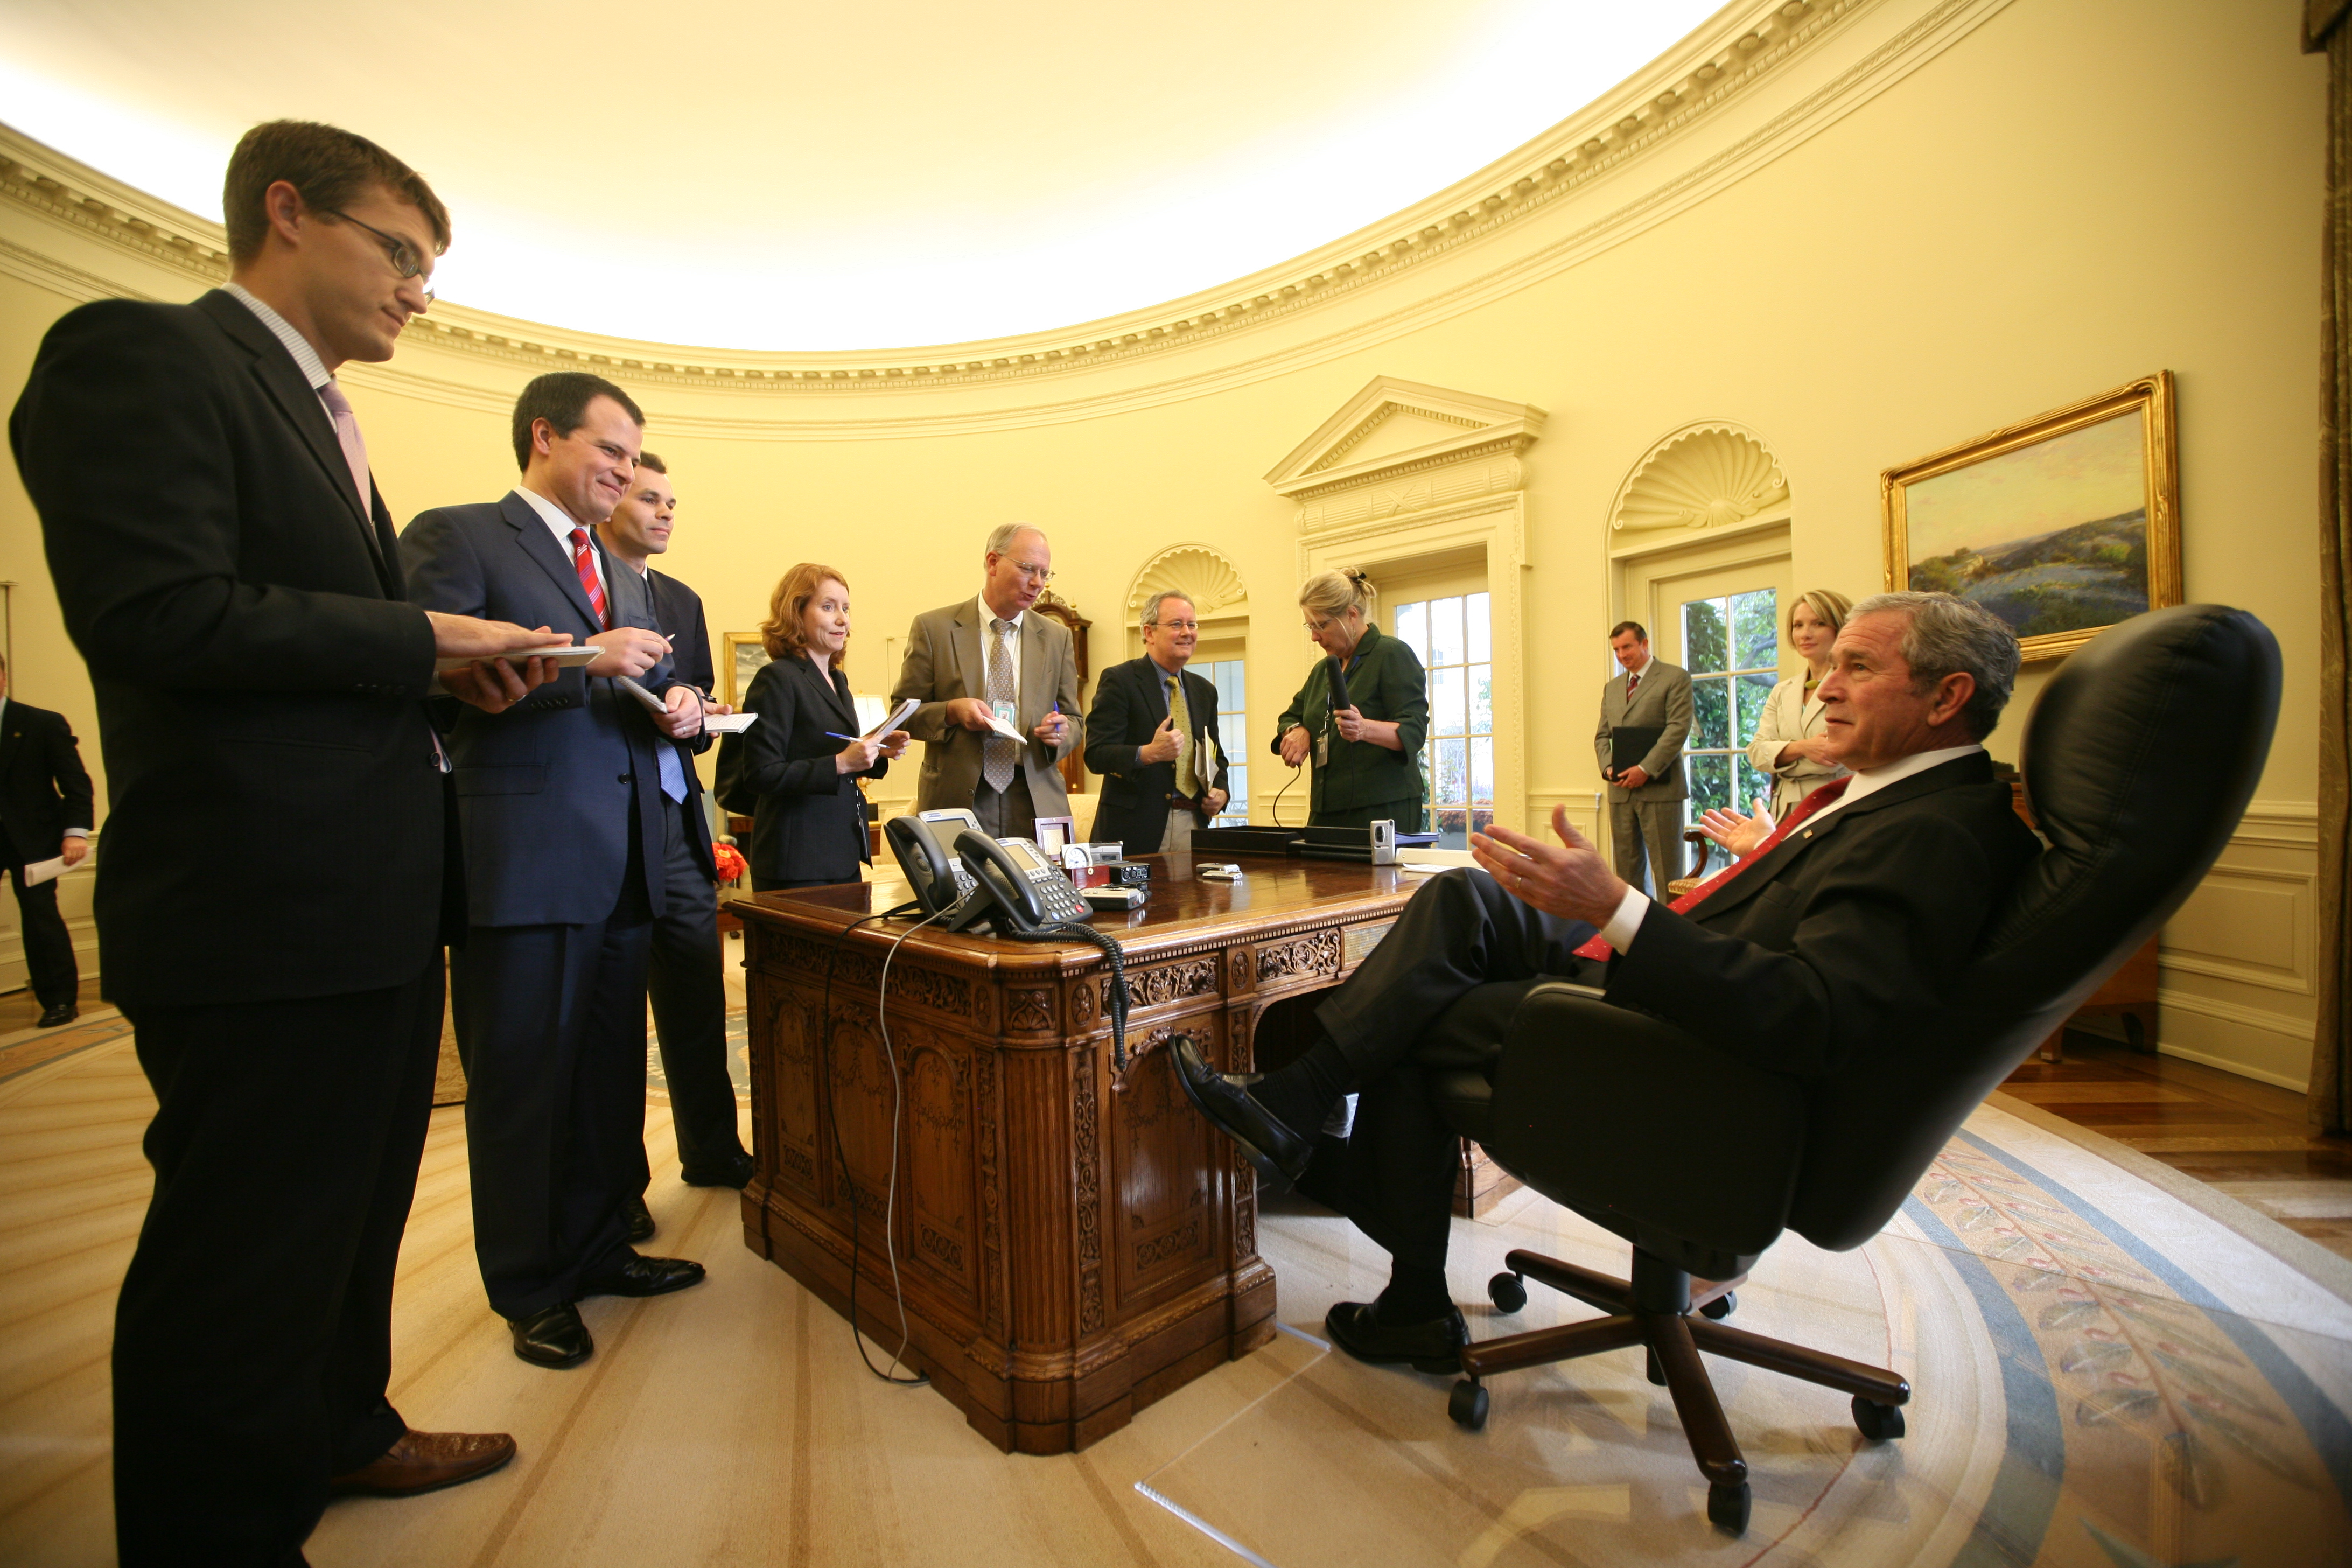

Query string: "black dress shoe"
[[1170, 1035, 1312, 1189], [580, 1254, 705, 1299], [1324, 1300, 1471, 1374], [509, 1303, 592, 1369], [681, 1149, 755, 1189], [622, 1194, 655, 1243], [36, 1003, 76, 1028]]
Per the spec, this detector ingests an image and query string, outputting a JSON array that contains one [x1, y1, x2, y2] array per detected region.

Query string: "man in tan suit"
[[1595, 620, 1692, 895], [891, 523, 1083, 838]]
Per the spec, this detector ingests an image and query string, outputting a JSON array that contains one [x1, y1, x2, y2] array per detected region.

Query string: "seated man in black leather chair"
[[1175, 590, 2042, 1369]]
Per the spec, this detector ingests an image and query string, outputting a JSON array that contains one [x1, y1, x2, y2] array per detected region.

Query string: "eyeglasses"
[[1154, 619, 1200, 632], [324, 209, 436, 302], [1006, 559, 1054, 584]]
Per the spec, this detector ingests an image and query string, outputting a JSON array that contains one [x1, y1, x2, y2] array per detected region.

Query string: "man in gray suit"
[[891, 523, 1082, 839], [1595, 620, 1692, 895], [401, 372, 713, 1372]]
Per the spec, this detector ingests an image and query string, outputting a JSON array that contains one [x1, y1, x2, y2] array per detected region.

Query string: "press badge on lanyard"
[[993, 699, 1019, 732]]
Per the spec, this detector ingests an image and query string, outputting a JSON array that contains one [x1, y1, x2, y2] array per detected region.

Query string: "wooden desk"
[[728, 854, 1416, 1454]]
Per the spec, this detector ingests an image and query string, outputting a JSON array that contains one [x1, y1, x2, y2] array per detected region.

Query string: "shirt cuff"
[[64, 828, 89, 838], [1597, 885, 1649, 953]]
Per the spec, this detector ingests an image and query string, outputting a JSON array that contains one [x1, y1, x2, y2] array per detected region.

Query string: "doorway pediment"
[[1263, 376, 1546, 501]]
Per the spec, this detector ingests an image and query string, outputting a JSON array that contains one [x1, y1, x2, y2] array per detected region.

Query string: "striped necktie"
[[569, 528, 608, 628]]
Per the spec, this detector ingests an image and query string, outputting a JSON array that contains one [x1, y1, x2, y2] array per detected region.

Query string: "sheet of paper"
[[434, 645, 597, 674], [1399, 848, 1478, 870], [864, 697, 920, 740], [984, 711, 1027, 743], [704, 712, 759, 734], [615, 675, 670, 715], [19, 856, 67, 887]]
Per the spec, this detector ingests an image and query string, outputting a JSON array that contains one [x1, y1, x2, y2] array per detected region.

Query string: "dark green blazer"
[[1272, 624, 1430, 818]]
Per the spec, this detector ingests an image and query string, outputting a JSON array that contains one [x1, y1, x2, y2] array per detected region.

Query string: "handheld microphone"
[[1327, 655, 1352, 713]]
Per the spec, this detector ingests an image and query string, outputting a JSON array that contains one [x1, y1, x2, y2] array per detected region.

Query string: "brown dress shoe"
[[329, 1429, 517, 1497]]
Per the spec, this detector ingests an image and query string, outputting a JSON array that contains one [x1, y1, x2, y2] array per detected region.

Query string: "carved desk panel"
[[729, 852, 1415, 1454]]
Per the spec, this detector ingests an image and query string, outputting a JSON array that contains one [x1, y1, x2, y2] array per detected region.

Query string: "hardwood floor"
[[2002, 1030, 2352, 1259]]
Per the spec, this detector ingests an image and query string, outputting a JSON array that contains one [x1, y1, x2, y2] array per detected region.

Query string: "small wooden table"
[[728, 853, 1415, 1454]]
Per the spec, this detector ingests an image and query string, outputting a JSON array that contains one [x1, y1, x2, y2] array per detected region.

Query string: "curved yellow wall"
[[0, 0, 2326, 1082]]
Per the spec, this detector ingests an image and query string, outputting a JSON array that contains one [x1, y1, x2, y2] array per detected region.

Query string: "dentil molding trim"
[[0, 0, 2012, 437]]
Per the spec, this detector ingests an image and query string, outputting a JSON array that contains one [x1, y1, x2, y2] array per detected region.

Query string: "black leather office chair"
[[1429, 604, 2281, 1532]]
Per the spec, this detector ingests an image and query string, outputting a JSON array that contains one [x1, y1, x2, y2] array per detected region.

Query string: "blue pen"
[[824, 732, 860, 741]]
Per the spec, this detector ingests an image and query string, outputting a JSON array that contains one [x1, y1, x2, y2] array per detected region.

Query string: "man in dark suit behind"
[[0, 655, 95, 1025], [596, 453, 754, 1215], [1174, 593, 2040, 1370], [401, 373, 713, 1373], [10, 121, 563, 1565], [1084, 590, 1229, 855]]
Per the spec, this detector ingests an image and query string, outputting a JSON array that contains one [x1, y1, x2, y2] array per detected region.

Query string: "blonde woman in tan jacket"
[[1745, 589, 1854, 821]]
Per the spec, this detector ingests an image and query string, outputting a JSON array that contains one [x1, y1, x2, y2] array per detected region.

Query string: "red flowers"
[[712, 843, 748, 883]]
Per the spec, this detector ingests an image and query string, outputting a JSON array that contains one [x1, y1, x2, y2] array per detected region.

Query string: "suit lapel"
[[503, 492, 605, 634], [196, 292, 389, 584], [790, 653, 857, 729], [1020, 614, 1058, 723], [1693, 753, 1994, 922], [952, 601, 986, 701], [0, 707, 22, 777]]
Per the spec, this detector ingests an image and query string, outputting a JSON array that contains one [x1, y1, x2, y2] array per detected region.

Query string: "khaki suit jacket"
[[891, 597, 1082, 817], [1594, 658, 1692, 803]]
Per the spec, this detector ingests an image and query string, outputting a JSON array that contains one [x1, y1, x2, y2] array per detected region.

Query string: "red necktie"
[[1627, 671, 1641, 698], [569, 527, 608, 628], [1573, 775, 1852, 960]]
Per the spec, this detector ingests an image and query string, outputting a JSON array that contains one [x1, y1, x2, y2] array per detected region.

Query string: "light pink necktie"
[[315, 379, 373, 510]]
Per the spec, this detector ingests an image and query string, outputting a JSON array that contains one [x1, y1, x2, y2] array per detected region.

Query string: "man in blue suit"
[[401, 372, 713, 1369]]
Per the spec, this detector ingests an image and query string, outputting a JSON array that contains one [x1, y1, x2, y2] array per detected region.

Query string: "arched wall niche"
[[1609, 421, 1790, 536], [1121, 542, 1250, 664]]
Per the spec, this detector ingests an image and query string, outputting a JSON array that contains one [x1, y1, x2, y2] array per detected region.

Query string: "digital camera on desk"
[[882, 808, 1091, 936]]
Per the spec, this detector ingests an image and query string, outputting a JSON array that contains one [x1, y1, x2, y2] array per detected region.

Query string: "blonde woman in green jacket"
[[1273, 568, 1430, 830]]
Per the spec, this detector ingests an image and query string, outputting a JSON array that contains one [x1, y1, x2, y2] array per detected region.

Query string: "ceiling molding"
[[0, 0, 2010, 440]]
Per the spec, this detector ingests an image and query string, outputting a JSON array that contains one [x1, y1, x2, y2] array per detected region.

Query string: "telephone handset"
[[953, 830, 1093, 935], [882, 808, 994, 932]]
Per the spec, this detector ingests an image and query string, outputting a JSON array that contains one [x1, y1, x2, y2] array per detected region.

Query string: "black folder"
[[1608, 724, 1664, 776]]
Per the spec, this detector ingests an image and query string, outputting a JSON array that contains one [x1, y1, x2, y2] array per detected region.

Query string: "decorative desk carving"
[[729, 855, 1414, 1454]]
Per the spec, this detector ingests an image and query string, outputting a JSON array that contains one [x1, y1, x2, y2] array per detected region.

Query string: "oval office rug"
[[1140, 1096, 2352, 1568]]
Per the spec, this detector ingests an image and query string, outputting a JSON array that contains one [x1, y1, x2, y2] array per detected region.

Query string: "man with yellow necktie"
[[1085, 591, 1230, 855]]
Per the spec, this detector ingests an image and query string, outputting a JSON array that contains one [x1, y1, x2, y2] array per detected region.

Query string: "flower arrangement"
[[712, 842, 748, 884]]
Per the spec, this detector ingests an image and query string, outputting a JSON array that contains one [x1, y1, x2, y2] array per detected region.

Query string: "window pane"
[[1395, 601, 1426, 660], [1469, 667, 1492, 736], [1436, 808, 1468, 850], [1685, 753, 1730, 820], [1429, 596, 1465, 668], [1683, 597, 1728, 675], [1692, 675, 1730, 752], [1735, 758, 1770, 816], [1436, 738, 1467, 807], [1734, 672, 1777, 748], [1467, 592, 1491, 664], [1469, 807, 1494, 839], [1733, 589, 1779, 672], [1429, 664, 1466, 738], [1470, 738, 1493, 805]]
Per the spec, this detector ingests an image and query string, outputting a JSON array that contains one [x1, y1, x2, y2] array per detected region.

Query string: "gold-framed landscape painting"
[[721, 632, 772, 709], [1881, 372, 2181, 661]]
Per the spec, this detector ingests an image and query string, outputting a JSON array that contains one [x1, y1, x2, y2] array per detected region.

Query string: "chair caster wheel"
[[1707, 1480, 1751, 1534], [1449, 1380, 1489, 1430], [1853, 1396, 1906, 1441], [1645, 1348, 1666, 1387], [1488, 1272, 1527, 1314], [1699, 1290, 1735, 1321]]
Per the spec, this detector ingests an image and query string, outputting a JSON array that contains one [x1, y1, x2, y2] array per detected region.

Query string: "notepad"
[[433, 645, 597, 674]]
